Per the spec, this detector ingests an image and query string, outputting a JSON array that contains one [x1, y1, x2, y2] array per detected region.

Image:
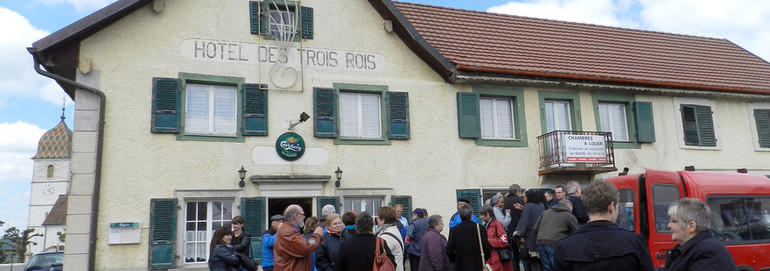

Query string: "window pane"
[[545, 100, 571, 132], [545, 102, 555, 132], [360, 94, 381, 138], [339, 93, 359, 137], [652, 184, 680, 233], [186, 85, 210, 134], [212, 86, 237, 135], [480, 98, 495, 138], [495, 99, 514, 138], [599, 103, 629, 141]]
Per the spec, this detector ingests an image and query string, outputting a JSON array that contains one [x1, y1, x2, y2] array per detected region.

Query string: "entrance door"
[[268, 197, 313, 219]]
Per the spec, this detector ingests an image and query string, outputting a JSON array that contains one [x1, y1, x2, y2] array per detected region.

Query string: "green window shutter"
[[300, 6, 313, 39], [316, 196, 340, 218], [457, 92, 480, 139], [456, 189, 482, 217], [634, 101, 655, 143], [243, 84, 268, 136], [249, 1, 260, 34], [755, 109, 770, 148], [681, 105, 700, 146], [387, 92, 410, 140], [151, 78, 181, 134], [314, 88, 337, 138], [695, 105, 716, 147], [259, 1, 270, 34], [148, 199, 177, 270], [391, 196, 412, 223], [241, 197, 266, 260]]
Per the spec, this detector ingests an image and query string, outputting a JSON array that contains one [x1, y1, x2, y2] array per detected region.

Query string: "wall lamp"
[[238, 166, 247, 188], [288, 112, 311, 130], [334, 167, 343, 188]]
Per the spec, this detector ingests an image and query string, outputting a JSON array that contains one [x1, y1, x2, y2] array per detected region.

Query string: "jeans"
[[536, 245, 556, 271]]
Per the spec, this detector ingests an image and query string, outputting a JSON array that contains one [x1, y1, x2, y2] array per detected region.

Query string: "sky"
[[1, 0, 769, 231]]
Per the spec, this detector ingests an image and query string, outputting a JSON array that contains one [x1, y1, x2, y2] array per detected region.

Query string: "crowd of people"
[[207, 180, 737, 271]]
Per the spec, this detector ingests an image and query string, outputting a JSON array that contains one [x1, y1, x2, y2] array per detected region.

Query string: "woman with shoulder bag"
[[208, 226, 243, 271], [480, 205, 514, 271]]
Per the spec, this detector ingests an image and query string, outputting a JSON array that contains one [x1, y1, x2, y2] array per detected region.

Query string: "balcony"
[[537, 130, 617, 175]]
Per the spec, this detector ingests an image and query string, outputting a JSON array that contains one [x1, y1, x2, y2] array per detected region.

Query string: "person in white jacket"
[[376, 206, 405, 271], [491, 192, 512, 229]]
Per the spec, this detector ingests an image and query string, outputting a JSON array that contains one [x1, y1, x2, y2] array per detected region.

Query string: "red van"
[[604, 168, 770, 271]]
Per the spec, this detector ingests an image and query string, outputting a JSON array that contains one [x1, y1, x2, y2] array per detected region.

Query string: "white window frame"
[[748, 102, 770, 151], [672, 97, 719, 150], [545, 100, 572, 132], [598, 102, 629, 142], [480, 97, 516, 139], [339, 92, 382, 139], [184, 83, 238, 136], [183, 200, 234, 264]]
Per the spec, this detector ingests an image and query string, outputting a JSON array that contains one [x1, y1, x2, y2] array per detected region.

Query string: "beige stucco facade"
[[42, 0, 770, 270]]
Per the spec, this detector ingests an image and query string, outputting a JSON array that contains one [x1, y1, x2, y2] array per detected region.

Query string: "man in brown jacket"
[[274, 204, 324, 271]]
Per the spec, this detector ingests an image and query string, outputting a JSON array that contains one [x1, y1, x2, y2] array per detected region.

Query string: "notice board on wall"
[[109, 222, 141, 244]]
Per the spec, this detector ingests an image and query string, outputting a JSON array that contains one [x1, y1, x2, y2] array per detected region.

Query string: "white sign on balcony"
[[563, 135, 608, 163]]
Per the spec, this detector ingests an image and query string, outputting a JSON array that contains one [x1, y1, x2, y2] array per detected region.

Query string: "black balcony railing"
[[536, 130, 617, 175]]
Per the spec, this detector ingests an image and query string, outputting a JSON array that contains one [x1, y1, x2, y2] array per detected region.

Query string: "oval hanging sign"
[[275, 132, 306, 161]]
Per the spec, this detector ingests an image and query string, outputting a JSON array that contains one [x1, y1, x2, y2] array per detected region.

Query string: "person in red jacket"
[[480, 205, 513, 271]]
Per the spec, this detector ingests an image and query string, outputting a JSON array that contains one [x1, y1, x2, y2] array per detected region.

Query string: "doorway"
[[268, 197, 313, 219]]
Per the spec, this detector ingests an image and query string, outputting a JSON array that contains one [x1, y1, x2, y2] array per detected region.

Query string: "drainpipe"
[[28, 47, 104, 271]]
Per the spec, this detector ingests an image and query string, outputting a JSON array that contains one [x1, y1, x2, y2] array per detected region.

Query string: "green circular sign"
[[275, 132, 306, 161]]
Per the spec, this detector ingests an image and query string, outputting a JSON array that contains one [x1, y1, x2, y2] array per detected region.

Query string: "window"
[[151, 75, 268, 140], [47, 165, 54, 178], [184, 200, 233, 263], [681, 104, 716, 147], [339, 92, 382, 138], [545, 100, 572, 132], [538, 91, 581, 134], [344, 197, 383, 214], [618, 189, 635, 231], [708, 197, 770, 242], [185, 84, 237, 136], [456, 87, 527, 147], [313, 84, 409, 144], [598, 102, 629, 141], [250, 1, 313, 39], [480, 97, 515, 139], [652, 184, 680, 233], [754, 109, 770, 148]]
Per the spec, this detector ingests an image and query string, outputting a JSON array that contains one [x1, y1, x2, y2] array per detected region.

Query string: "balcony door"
[[545, 100, 572, 132]]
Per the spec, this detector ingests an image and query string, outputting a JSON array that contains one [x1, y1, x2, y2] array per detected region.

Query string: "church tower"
[[28, 106, 72, 254]]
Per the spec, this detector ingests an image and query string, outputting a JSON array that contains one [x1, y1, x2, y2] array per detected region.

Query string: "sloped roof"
[[42, 195, 68, 226], [390, 1, 770, 94], [32, 119, 72, 159]]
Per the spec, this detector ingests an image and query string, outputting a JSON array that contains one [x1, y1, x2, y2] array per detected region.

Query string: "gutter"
[[28, 47, 104, 271], [456, 65, 770, 96]]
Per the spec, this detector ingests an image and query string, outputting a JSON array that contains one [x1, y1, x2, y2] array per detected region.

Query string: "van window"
[[652, 184, 679, 233], [707, 197, 770, 243], [618, 189, 635, 231]]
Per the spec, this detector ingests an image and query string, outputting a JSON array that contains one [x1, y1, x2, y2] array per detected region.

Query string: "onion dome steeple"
[[32, 104, 73, 159]]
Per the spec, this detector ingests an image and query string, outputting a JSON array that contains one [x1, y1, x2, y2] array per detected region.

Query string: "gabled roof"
[[42, 195, 68, 226], [381, 1, 770, 94], [31, 0, 770, 95]]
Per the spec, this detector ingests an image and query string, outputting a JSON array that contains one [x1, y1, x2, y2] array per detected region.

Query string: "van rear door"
[[643, 169, 686, 267]]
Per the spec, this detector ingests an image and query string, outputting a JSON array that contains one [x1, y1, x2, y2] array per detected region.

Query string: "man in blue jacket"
[[406, 208, 427, 271], [262, 214, 284, 271], [448, 198, 478, 228]]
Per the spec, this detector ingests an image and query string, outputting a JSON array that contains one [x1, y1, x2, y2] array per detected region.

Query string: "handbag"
[[493, 223, 514, 262], [476, 224, 494, 271], [236, 252, 258, 271], [373, 237, 396, 271]]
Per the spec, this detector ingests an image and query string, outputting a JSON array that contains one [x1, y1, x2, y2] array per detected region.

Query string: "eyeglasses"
[[297, 213, 306, 217]]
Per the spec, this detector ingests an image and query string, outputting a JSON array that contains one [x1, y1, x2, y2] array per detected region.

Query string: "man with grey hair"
[[275, 204, 324, 271], [319, 204, 336, 232], [566, 180, 588, 225], [419, 215, 451, 271]]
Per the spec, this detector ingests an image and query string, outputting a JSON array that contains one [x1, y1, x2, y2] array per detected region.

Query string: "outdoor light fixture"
[[334, 167, 343, 188], [288, 112, 311, 130], [238, 166, 247, 188]]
